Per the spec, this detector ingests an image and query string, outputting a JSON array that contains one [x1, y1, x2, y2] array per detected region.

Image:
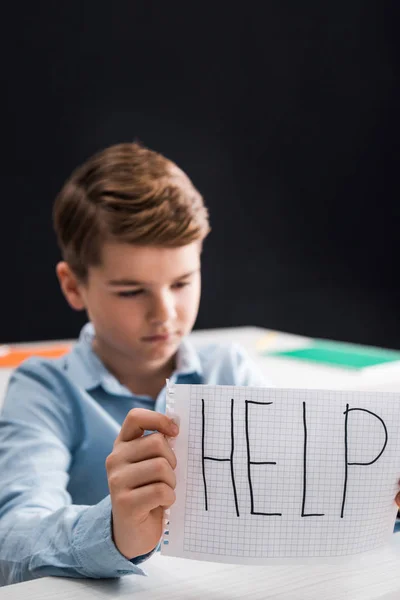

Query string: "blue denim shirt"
[[0, 324, 268, 585]]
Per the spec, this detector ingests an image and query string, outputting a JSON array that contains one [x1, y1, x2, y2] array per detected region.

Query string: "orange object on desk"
[[0, 345, 71, 368]]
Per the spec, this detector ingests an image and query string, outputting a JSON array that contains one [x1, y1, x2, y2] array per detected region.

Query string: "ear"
[[56, 262, 86, 311]]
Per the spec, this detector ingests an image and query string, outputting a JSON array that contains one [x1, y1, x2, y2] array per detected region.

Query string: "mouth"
[[141, 332, 176, 343]]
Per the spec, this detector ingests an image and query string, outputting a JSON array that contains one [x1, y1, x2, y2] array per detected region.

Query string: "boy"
[[0, 142, 268, 585]]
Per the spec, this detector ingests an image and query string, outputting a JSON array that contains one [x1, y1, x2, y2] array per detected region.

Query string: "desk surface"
[[3, 535, 400, 599], [192, 327, 400, 393]]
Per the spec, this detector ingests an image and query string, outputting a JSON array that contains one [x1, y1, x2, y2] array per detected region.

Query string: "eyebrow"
[[107, 270, 199, 287]]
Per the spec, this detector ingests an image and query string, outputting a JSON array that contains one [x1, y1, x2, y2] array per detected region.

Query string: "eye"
[[171, 281, 190, 290], [116, 289, 144, 298]]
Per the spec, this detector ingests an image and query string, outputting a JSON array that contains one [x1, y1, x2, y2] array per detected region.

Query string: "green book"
[[264, 340, 400, 370]]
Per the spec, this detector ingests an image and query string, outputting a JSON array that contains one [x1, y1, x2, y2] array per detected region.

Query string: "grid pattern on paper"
[[182, 386, 400, 558]]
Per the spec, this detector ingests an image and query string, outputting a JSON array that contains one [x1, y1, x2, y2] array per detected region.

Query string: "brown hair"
[[53, 142, 210, 280]]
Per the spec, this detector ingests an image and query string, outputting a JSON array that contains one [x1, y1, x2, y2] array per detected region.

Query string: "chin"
[[146, 343, 178, 363]]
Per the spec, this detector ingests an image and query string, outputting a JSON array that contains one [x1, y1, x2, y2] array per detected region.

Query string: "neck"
[[92, 338, 176, 399]]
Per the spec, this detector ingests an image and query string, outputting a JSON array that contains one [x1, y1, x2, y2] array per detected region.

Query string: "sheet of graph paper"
[[161, 384, 400, 564]]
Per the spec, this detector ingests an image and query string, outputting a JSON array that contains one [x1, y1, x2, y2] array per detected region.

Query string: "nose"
[[148, 290, 177, 325]]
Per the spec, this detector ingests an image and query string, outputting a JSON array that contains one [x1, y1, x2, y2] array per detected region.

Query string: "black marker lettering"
[[201, 398, 240, 517], [245, 400, 282, 516], [201, 398, 208, 511], [341, 404, 388, 518], [301, 402, 324, 517]]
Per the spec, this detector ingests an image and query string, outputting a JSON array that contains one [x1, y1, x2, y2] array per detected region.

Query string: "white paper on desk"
[[161, 384, 400, 564]]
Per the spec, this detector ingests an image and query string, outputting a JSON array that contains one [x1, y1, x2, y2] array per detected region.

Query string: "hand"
[[105, 408, 179, 560]]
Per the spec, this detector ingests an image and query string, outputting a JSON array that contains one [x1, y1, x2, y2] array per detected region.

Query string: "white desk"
[[191, 327, 400, 392], [3, 535, 400, 599]]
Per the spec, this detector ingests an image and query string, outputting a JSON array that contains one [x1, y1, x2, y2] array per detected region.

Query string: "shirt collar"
[[65, 322, 203, 395], [175, 336, 203, 377]]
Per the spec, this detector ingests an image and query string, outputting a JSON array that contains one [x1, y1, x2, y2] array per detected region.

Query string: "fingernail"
[[170, 414, 180, 430], [170, 423, 179, 435]]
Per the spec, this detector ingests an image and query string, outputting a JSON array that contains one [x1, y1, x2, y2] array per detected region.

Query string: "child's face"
[[61, 242, 201, 371]]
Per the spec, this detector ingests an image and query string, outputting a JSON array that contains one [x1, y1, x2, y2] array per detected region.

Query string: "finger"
[[109, 457, 176, 492], [115, 432, 177, 469], [131, 482, 176, 512], [118, 408, 178, 443]]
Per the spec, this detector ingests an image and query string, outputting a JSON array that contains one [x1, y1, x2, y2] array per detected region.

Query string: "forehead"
[[93, 242, 201, 283]]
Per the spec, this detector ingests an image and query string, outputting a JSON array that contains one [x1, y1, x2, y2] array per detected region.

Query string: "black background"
[[2, 2, 400, 347]]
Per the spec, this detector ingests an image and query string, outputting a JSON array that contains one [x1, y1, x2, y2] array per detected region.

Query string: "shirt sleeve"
[[0, 359, 150, 585]]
